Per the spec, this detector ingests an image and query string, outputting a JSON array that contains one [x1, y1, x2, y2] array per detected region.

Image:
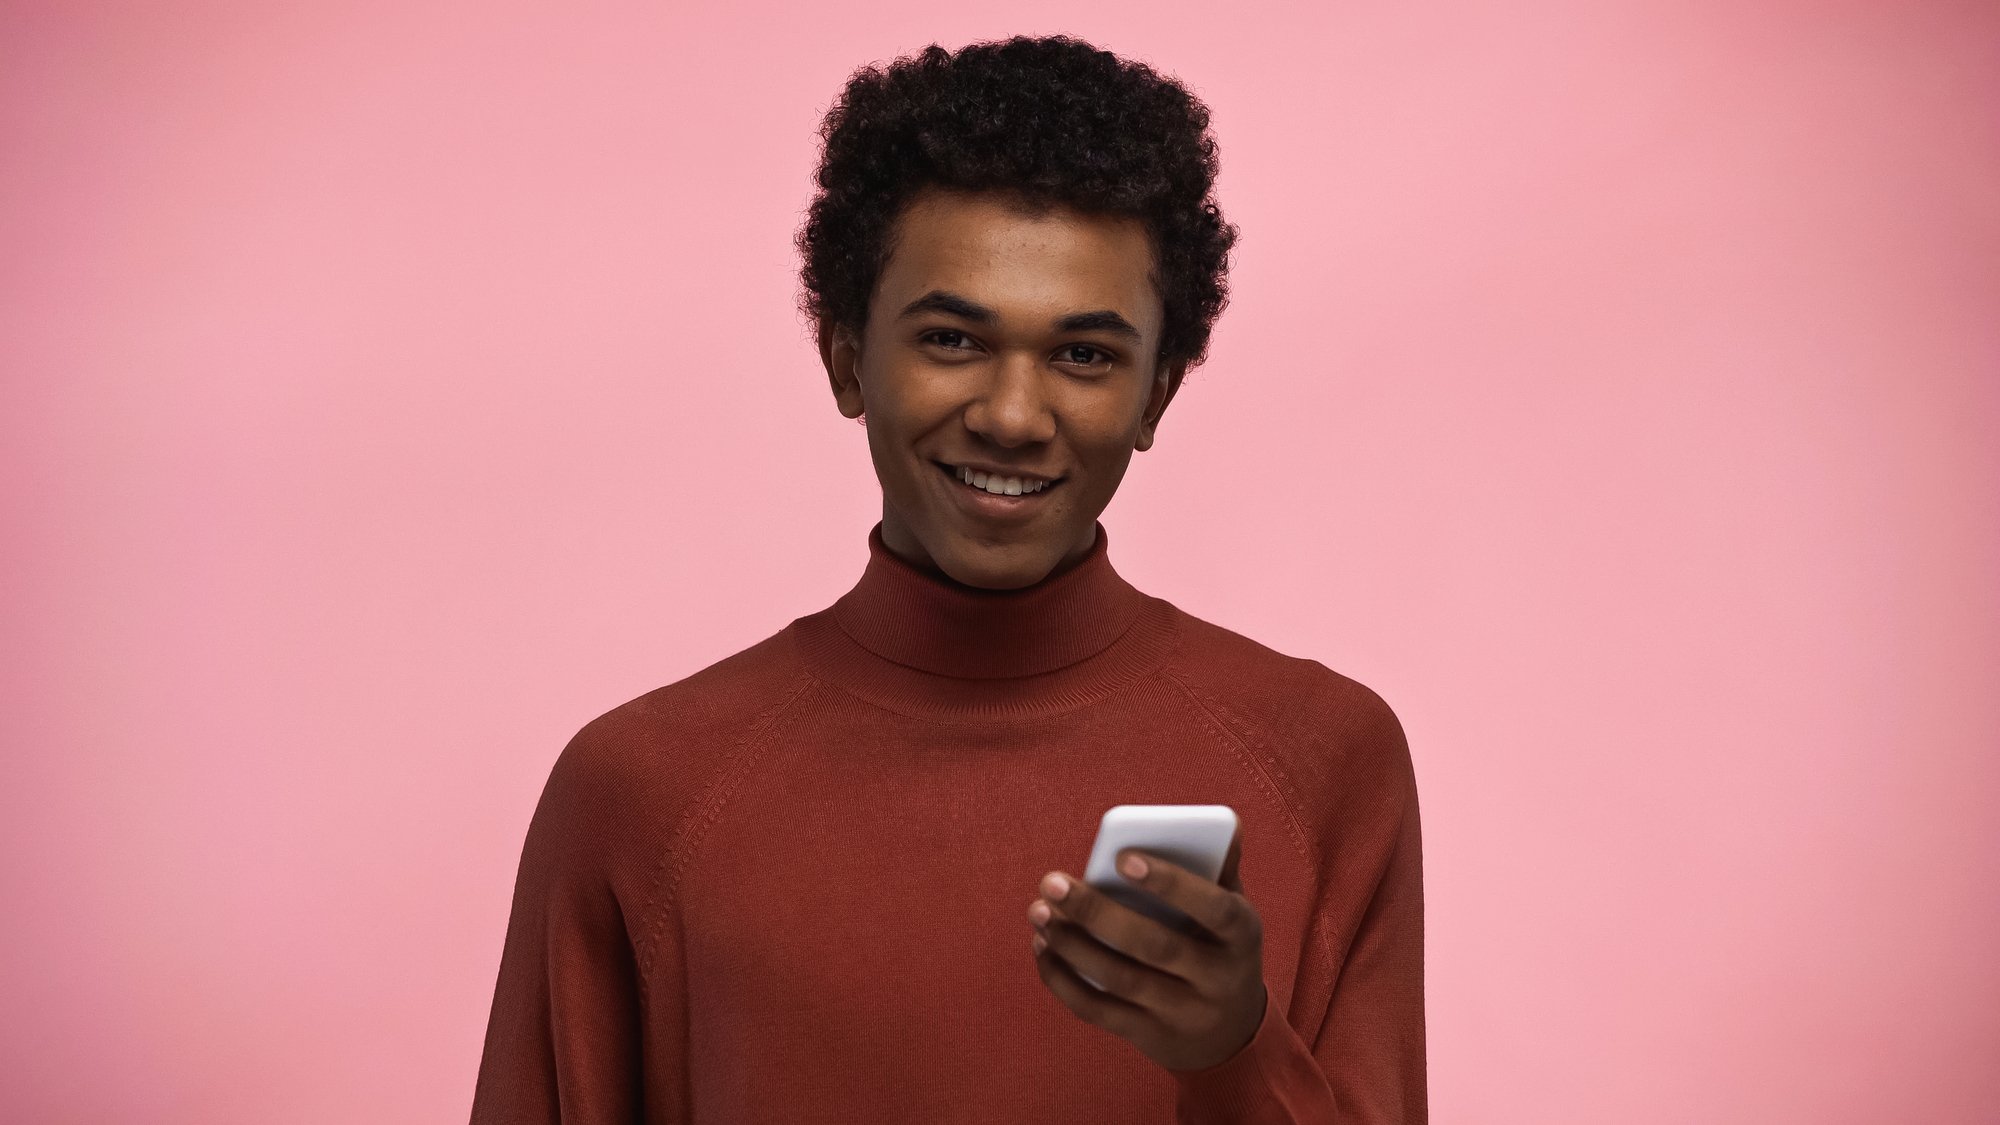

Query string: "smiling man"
[[825, 188, 1169, 590], [471, 35, 1425, 1125]]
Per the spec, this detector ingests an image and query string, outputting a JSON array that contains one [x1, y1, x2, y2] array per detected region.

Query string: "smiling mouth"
[[932, 461, 1065, 495]]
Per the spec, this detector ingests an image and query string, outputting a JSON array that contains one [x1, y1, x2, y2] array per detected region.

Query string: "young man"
[[471, 35, 1425, 1124]]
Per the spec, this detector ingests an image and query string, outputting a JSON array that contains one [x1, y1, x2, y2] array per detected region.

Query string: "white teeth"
[[955, 465, 1051, 495]]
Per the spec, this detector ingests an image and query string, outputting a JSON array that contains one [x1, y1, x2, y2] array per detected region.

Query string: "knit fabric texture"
[[470, 520, 1425, 1124]]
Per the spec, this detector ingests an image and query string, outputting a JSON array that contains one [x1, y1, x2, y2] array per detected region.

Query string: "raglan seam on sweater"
[[1161, 661, 1318, 867], [1162, 657, 1350, 1024], [631, 669, 821, 998]]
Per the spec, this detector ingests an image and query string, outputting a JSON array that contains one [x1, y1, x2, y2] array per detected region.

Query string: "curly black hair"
[[796, 34, 1238, 377]]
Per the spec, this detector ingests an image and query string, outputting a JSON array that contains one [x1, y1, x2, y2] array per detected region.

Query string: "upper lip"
[[937, 459, 1065, 484]]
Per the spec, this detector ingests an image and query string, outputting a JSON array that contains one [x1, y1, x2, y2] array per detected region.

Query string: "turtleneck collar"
[[836, 519, 1142, 677], [790, 520, 1180, 721]]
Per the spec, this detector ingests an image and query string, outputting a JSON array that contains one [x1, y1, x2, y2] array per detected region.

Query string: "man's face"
[[821, 188, 1184, 590]]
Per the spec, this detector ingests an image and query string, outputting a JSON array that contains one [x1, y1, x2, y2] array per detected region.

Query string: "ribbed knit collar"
[[791, 520, 1179, 721]]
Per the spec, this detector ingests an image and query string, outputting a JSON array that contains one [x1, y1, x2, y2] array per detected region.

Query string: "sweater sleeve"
[[469, 724, 657, 1124], [1168, 703, 1428, 1124]]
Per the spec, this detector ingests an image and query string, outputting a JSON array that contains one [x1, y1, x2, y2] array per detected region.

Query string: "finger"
[[1036, 912, 1189, 1011], [1114, 849, 1257, 949], [1031, 929, 1151, 1038], [1040, 870, 1205, 984]]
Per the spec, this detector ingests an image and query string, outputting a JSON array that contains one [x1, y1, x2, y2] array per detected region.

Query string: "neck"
[[791, 519, 1179, 720], [877, 517, 1100, 592], [832, 519, 1144, 679]]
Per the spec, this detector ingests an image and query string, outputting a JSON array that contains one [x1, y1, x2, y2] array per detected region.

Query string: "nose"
[[962, 352, 1056, 446]]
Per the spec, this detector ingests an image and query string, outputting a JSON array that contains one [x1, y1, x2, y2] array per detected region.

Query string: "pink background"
[[4, 2, 1996, 1121]]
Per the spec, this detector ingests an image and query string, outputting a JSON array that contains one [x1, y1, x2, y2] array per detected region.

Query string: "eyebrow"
[[896, 289, 1144, 343]]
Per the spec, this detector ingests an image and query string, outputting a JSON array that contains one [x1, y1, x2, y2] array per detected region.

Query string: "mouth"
[[931, 461, 1066, 520], [932, 460, 1065, 496]]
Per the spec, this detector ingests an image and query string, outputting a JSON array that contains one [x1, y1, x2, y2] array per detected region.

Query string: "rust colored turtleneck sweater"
[[470, 521, 1425, 1124]]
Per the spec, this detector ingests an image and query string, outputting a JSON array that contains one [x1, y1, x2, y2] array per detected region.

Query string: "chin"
[[930, 533, 1061, 590]]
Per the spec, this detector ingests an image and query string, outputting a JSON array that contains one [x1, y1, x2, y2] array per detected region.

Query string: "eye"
[[921, 329, 976, 351], [1058, 344, 1112, 367]]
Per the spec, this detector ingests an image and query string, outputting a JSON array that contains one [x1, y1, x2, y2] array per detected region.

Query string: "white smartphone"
[[1082, 804, 1239, 934], [1066, 805, 1238, 990]]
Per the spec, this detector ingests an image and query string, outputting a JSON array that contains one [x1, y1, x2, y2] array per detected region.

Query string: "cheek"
[[1075, 443, 1140, 486]]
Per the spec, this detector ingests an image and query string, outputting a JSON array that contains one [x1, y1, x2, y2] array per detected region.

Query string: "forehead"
[[875, 189, 1160, 332]]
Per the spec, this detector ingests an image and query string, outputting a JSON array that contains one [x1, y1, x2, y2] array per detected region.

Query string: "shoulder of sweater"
[[1157, 602, 1415, 815], [506, 627, 816, 910], [540, 625, 816, 821]]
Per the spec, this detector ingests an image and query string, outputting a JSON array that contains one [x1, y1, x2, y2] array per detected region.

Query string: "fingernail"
[[1044, 872, 1070, 900], [1121, 853, 1147, 879]]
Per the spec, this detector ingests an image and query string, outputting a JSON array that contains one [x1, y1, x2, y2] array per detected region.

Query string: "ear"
[[821, 319, 865, 420], [1133, 358, 1187, 452]]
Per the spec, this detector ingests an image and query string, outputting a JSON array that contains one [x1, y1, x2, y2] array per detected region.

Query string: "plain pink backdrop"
[[4, 2, 1996, 1121]]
